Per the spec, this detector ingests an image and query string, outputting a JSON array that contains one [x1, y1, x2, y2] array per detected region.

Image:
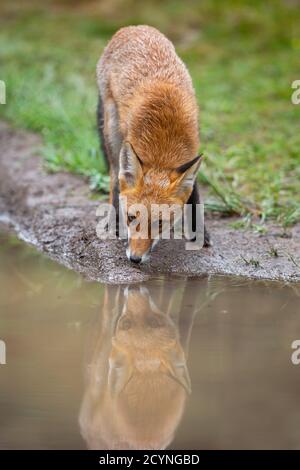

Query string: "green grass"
[[0, 0, 299, 225]]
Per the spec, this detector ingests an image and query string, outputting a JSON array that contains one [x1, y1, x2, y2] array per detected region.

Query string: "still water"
[[0, 233, 300, 449]]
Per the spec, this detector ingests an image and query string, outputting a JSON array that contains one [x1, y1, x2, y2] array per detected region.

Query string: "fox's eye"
[[119, 317, 133, 331], [127, 214, 136, 224], [147, 315, 165, 328]]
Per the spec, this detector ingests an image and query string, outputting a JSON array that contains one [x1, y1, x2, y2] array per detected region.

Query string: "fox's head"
[[119, 142, 202, 263], [111, 287, 191, 396]]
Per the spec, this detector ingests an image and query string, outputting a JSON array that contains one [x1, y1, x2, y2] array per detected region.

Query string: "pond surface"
[[0, 232, 300, 450]]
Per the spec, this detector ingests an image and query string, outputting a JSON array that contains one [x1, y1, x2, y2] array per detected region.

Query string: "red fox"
[[97, 25, 210, 263], [79, 282, 193, 450]]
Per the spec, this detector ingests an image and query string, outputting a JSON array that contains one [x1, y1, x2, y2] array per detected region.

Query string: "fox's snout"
[[129, 254, 142, 264], [126, 237, 153, 264]]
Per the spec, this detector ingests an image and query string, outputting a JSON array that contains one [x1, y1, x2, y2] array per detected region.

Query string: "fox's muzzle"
[[126, 238, 152, 264], [129, 254, 142, 264]]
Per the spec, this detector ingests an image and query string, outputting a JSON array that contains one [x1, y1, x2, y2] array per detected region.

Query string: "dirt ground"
[[0, 121, 299, 284]]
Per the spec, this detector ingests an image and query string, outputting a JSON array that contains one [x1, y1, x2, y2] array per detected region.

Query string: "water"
[[0, 232, 300, 450]]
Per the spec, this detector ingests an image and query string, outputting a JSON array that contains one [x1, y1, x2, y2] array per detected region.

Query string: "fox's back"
[[97, 25, 194, 103]]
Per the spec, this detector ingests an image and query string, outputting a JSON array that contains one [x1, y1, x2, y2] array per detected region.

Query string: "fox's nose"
[[130, 255, 142, 264]]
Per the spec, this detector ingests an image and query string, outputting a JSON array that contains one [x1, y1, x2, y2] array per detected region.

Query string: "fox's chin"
[[126, 237, 160, 264]]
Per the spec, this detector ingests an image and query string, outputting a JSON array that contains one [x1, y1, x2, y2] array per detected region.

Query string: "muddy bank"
[[0, 121, 299, 283]]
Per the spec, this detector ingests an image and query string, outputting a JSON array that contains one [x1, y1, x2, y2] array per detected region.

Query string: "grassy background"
[[0, 0, 299, 225]]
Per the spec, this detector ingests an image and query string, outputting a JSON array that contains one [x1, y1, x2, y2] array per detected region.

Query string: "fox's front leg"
[[102, 96, 123, 237], [109, 169, 120, 237], [186, 182, 211, 247]]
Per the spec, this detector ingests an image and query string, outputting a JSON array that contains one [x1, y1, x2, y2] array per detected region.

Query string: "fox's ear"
[[176, 154, 203, 175], [119, 142, 143, 189], [108, 346, 133, 398], [175, 154, 203, 195], [163, 346, 191, 394]]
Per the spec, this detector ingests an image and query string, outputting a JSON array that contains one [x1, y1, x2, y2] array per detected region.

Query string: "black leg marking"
[[112, 179, 120, 237], [203, 224, 211, 247], [186, 182, 211, 247], [97, 94, 109, 172]]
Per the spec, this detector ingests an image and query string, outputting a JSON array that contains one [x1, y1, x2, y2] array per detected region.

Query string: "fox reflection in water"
[[79, 279, 201, 450]]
